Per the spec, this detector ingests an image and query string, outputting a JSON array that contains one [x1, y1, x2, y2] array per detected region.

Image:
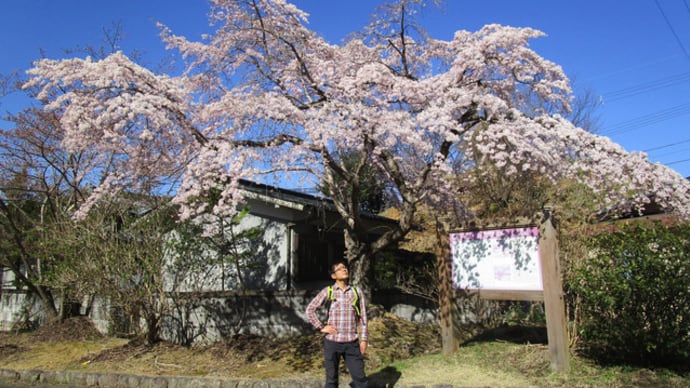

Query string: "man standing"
[[306, 260, 368, 388]]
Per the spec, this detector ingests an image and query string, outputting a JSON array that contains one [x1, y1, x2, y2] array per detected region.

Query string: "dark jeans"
[[323, 339, 368, 388]]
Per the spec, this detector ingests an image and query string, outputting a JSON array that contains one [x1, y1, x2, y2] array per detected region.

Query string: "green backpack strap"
[[325, 285, 333, 316], [326, 285, 360, 316], [352, 287, 360, 316]]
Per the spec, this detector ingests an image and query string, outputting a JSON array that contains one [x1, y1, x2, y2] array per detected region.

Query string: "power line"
[[652, 147, 690, 159], [644, 138, 690, 152], [665, 157, 690, 166], [601, 103, 690, 135], [603, 71, 690, 102], [654, 0, 690, 62]]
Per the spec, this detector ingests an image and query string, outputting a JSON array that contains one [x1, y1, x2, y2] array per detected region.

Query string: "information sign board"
[[450, 226, 542, 291]]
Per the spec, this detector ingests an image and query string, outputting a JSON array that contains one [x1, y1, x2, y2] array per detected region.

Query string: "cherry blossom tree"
[[24, 0, 690, 299], [0, 23, 176, 325]]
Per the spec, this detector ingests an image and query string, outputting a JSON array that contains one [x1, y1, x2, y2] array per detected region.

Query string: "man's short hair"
[[330, 260, 348, 274]]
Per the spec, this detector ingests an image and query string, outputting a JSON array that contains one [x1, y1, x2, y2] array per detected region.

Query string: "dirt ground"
[[3, 315, 689, 387], [0, 312, 443, 381]]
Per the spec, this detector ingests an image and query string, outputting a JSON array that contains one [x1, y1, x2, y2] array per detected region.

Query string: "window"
[[294, 231, 344, 283]]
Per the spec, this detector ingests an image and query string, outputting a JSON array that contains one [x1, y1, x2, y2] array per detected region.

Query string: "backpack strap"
[[325, 285, 334, 315], [351, 287, 361, 316], [326, 285, 360, 317]]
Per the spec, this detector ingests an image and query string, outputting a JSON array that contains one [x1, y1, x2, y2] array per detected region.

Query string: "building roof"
[[238, 179, 397, 224]]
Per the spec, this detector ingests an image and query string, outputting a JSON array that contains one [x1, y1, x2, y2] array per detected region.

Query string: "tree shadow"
[[368, 366, 402, 388], [463, 324, 547, 345]]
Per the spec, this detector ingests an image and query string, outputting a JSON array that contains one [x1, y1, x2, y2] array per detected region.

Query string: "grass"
[[0, 315, 688, 387], [376, 344, 537, 387], [377, 341, 689, 387]]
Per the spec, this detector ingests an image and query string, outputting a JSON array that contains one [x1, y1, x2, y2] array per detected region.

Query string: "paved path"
[[2, 369, 467, 388], [0, 367, 464, 387], [0, 368, 326, 387]]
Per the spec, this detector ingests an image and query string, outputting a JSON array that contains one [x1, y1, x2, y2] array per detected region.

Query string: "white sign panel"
[[449, 226, 542, 291]]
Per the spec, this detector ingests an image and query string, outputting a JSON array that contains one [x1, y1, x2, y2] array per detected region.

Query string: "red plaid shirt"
[[306, 284, 368, 343]]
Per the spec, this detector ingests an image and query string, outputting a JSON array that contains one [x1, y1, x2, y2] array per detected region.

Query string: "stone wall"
[[0, 288, 439, 345]]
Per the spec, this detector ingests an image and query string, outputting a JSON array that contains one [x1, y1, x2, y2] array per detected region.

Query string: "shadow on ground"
[[368, 366, 402, 388], [464, 324, 547, 345]]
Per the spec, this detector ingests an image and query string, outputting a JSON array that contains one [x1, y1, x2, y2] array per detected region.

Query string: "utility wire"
[[602, 103, 690, 135], [603, 71, 690, 102], [654, 0, 690, 62], [652, 147, 690, 159], [666, 157, 690, 166], [644, 138, 690, 152]]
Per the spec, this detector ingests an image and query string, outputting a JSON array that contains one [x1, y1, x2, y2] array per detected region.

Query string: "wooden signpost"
[[538, 214, 570, 371], [449, 212, 569, 371]]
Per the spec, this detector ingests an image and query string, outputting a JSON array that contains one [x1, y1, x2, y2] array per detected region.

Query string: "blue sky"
[[2, 0, 690, 178]]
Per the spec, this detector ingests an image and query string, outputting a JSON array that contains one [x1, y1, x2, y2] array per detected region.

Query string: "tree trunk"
[[145, 311, 160, 345], [18, 276, 59, 320], [343, 229, 371, 299], [3, 260, 59, 320], [435, 217, 458, 355]]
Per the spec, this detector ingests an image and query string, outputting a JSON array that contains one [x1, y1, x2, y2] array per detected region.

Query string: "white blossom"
[[24, 0, 690, 226]]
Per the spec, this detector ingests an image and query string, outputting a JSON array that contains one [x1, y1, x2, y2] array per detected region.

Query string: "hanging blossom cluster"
[[25, 52, 201, 216], [24, 0, 690, 227], [471, 113, 690, 216]]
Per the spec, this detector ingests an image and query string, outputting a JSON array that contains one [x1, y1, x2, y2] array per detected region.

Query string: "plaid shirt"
[[306, 284, 368, 343]]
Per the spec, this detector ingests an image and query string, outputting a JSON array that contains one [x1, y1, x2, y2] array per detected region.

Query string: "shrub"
[[568, 221, 690, 367]]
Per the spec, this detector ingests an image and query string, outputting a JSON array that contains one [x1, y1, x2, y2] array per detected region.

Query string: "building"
[[1, 180, 435, 344]]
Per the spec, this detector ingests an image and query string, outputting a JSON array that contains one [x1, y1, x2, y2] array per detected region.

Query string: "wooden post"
[[539, 212, 570, 371], [435, 217, 458, 355]]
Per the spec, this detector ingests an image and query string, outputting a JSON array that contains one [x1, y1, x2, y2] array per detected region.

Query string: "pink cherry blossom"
[[24, 0, 690, 249]]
